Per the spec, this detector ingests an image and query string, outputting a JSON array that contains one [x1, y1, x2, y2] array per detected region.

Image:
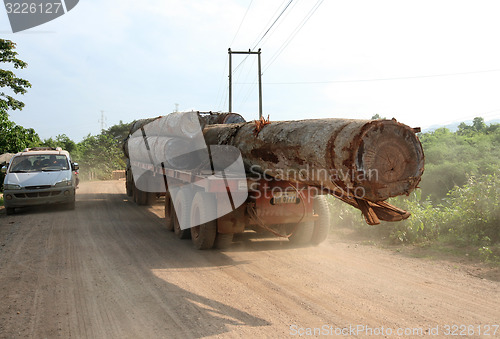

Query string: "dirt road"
[[0, 181, 498, 338]]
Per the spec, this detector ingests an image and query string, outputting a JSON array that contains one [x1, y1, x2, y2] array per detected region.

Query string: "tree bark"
[[203, 118, 424, 202]]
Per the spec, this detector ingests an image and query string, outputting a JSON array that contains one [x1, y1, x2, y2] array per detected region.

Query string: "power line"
[[230, 0, 253, 47], [235, 53, 258, 104], [254, 0, 301, 52], [230, 0, 292, 75], [232, 54, 250, 74], [215, 0, 253, 110], [235, 68, 500, 85], [250, 0, 289, 49], [263, 0, 324, 73], [252, 0, 294, 50], [223, 1, 297, 111]]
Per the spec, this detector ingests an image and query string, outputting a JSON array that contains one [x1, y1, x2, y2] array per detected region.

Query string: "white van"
[[1, 147, 78, 215]]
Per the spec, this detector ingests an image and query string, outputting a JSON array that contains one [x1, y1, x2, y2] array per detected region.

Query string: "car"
[[1, 147, 79, 215]]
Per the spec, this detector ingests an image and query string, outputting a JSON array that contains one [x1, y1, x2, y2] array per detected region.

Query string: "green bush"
[[329, 173, 500, 262], [442, 174, 500, 245], [380, 175, 499, 246]]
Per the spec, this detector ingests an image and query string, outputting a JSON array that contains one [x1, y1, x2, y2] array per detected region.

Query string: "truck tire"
[[190, 192, 217, 250], [126, 176, 133, 197], [288, 221, 314, 246], [214, 233, 233, 249], [135, 187, 144, 205], [146, 192, 156, 205], [134, 186, 151, 206], [133, 173, 155, 206], [310, 195, 331, 245], [5, 207, 15, 215], [173, 190, 192, 239], [164, 194, 174, 231]]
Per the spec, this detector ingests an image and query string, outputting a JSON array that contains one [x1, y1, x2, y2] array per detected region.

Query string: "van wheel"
[[6, 207, 15, 215]]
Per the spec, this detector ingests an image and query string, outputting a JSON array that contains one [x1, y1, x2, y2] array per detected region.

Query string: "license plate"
[[272, 191, 297, 204]]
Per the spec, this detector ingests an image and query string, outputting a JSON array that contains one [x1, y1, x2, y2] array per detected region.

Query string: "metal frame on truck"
[[125, 158, 330, 250]]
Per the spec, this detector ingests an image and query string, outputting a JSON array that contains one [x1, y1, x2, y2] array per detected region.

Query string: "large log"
[[123, 112, 245, 159], [203, 118, 424, 202], [126, 135, 205, 169]]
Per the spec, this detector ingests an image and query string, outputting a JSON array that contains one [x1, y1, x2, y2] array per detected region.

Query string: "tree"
[[0, 39, 37, 153], [42, 134, 77, 153], [77, 132, 126, 180], [371, 114, 386, 120], [103, 120, 132, 143], [0, 122, 40, 153], [457, 122, 472, 136], [457, 117, 487, 136], [472, 117, 486, 132], [0, 39, 31, 118]]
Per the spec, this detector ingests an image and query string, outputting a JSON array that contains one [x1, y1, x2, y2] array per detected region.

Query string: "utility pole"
[[228, 48, 263, 119]]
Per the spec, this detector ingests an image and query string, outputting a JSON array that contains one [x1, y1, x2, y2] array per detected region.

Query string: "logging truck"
[[124, 112, 424, 250]]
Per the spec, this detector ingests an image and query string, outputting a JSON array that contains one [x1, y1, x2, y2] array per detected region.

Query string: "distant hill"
[[423, 119, 500, 133]]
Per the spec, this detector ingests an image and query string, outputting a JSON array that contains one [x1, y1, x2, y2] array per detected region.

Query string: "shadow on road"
[[73, 189, 271, 337]]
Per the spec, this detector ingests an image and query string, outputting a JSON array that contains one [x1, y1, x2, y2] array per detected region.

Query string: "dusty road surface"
[[0, 180, 499, 338]]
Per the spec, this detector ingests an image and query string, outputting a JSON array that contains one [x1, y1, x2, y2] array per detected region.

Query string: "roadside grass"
[[0, 195, 3, 207]]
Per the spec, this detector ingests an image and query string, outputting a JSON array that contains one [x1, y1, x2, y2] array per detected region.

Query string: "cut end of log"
[[355, 120, 425, 201]]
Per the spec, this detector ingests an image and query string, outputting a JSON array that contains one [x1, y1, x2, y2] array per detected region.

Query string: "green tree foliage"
[[0, 121, 40, 153], [419, 119, 500, 201], [371, 113, 386, 119], [0, 39, 38, 154], [103, 120, 131, 143], [0, 39, 31, 117], [76, 133, 125, 180], [41, 134, 77, 154], [74, 121, 132, 180]]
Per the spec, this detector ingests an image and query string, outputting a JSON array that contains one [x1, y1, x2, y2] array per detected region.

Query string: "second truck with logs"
[[124, 111, 424, 249]]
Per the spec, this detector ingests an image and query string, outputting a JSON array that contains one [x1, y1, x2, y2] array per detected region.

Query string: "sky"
[[1, 0, 500, 141]]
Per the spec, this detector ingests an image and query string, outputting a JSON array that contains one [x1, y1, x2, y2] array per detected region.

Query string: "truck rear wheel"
[[164, 194, 174, 231], [288, 221, 314, 246], [310, 195, 331, 245], [133, 186, 145, 205], [134, 187, 155, 206], [214, 233, 233, 249], [190, 192, 216, 250], [173, 190, 192, 239], [126, 175, 133, 197]]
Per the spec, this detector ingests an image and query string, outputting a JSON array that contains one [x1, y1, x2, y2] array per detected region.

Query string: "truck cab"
[[1, 147, 78, 215]]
